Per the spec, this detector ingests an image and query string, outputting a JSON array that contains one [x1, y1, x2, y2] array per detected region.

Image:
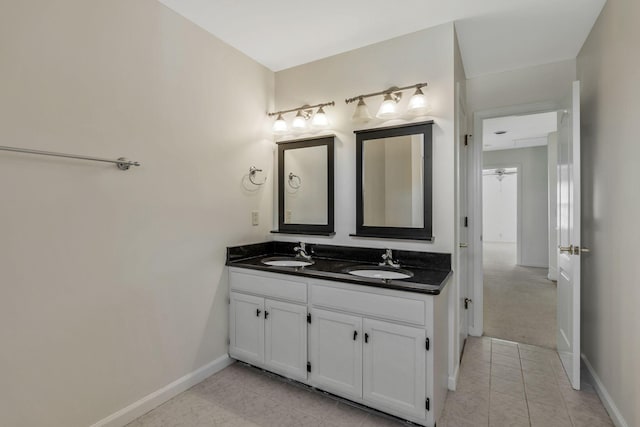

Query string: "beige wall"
[[577, 0, 640, 425], [0, 1, 274, 426], [274, 24, 456, 253], [467, 59, 576, 114]]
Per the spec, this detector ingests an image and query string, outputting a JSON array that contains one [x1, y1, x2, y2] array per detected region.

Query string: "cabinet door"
[[264, 299, 308, 381], [363, 319, 426, 420], [229, 292, 264, 366], [309, 309, 362, 400]]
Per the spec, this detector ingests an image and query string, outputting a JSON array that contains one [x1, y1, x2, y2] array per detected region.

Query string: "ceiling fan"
[[483, 167, 517, 181]]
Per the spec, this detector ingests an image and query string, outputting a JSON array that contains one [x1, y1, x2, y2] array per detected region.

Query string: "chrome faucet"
[[293, 242, 312, 260], [380, 249, 400, 268]]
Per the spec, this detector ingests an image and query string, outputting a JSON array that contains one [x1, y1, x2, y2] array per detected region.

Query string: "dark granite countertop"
[[226, 241, 452, 295]]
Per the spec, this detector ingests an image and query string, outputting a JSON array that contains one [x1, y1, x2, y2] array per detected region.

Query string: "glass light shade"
[[407, 87, 431, 116], [272, 114, 288, 134], [351, 98, 372, 123], [311, 107, 330, 128], [291, 111, 307, 130], [376, 93, 398, 119]]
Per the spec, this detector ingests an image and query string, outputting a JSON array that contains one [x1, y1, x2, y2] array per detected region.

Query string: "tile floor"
[[483, 242, 557, 348], [128, 337, 613, 427], [442, 337, 612, 427]]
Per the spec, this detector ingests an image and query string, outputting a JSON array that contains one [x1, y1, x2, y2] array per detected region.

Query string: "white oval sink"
[[261, 257, 314, 267], [346, 267, 413, 280]]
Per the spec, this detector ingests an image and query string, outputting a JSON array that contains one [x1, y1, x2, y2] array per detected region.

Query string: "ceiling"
[[483, 112, 557, 151], [157, 0, 606, 77]]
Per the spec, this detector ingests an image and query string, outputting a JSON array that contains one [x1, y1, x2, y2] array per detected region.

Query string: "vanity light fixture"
[[376, 92, 401, 119], [291, 109, 310, 130], [345, 82, 429, 121], [311, 106, 330, 128], [351, 98, 373, 123], [268, 101, 335, 134], [407, 86, 431, 116], [272, 113, 288, 134]]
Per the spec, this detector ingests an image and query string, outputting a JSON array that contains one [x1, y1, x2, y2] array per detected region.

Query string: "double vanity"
[[226, 241, 451, 426], [225, 121, 449, 425]]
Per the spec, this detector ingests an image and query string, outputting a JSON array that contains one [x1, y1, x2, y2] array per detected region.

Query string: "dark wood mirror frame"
[[274, 135, 335, 236], [353, 121, 433, 241]]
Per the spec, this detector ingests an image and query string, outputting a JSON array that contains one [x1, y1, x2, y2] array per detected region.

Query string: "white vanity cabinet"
[[362, 318, 427, 419], [308, 309, 427, 419], [229, 270, 308, 381], [228, 267, 449, 427], [308, 309, 363, 400]]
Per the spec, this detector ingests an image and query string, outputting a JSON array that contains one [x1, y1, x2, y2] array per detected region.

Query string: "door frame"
[[469, 101, 559, 336], [451, 80, 471, 392]]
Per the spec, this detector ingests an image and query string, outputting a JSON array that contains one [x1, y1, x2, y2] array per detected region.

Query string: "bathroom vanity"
[[226, 241, 451, 427]]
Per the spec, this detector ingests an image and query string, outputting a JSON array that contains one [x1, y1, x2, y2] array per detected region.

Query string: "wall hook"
[[249, 166, 267, 185]]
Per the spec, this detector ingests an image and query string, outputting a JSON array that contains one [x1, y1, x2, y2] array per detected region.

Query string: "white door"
[[264, 299, 308, 381], [229, 292, 264, 366], [309, 309, 362, 400], [362, 319, 426, 420], [557, 80, 582, 389]]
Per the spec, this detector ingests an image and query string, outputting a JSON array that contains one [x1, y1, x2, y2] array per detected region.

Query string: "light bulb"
[[312, 107, 329, 128], [272, 113, 288, 134], [407, 87, 431, 116], [376, 93, 398, 119], [351, 98, 372, 123], [291, 110, 307, 131]]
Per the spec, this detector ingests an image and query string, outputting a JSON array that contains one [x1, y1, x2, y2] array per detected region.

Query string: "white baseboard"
[[448, 364, 459, 391], [468, 327, 482, 337], [581, 354, 629, 427], [90, 354, 233, 427]]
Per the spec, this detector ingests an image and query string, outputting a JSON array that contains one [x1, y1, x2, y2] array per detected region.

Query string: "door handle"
[[256, 309, 262, 317], [575, 246, 590, 255], [459, 243, 468, 248], [464, 298, 472, 309], [264, 310, 269, 319], [559, 245, 574, 253], [364, 333, 369, 343], [353, 331, 358, 341]]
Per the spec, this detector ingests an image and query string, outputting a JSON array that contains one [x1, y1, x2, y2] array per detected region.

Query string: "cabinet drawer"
[[310, 284, 425, 326], [230, 269, 307, 303]]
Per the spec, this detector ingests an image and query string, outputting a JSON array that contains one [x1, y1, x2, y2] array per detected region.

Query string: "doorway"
[[480, 112, 558, 348]]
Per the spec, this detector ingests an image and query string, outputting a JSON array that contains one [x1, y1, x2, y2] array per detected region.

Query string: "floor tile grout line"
[[551, 354, 577, 427], [516, 344, 533, 427], [487, 338, 492, 427]]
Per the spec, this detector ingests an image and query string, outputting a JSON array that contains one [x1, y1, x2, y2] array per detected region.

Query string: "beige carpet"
[[483, 242, 557, 349]]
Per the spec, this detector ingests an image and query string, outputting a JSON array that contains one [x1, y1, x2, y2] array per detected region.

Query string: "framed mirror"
[[354, 121, 433, 240], [275, 136, 334, 235]]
